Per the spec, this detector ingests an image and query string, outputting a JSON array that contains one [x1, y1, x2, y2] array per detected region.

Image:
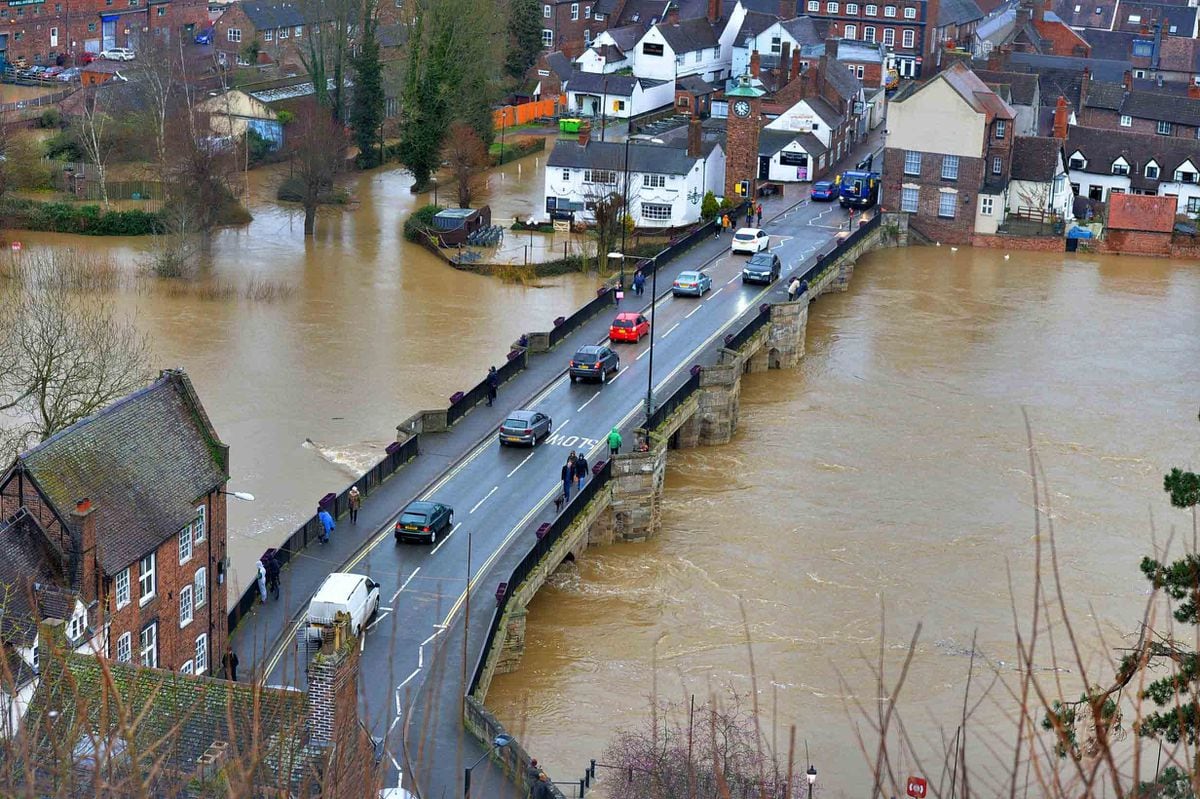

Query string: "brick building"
[[882, 61, 1015, 242], [539, 0, 615, 57], [1101, 191, 1176, 255], [0, 0, 208, 67], [213, 1, 308, 68], [0, 369, 232, 679], [1080, 73, 1200, 139], [799, 0, 936, 78]]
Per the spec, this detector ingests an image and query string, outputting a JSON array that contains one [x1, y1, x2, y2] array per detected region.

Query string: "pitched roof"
[[1112, 0, 1196, 35], [238, 0, 308, 29], [781, 15, 829, 43], [546, 50, 574, 79], [1083, 83, 1200, 125], [566, 71, 638, 96], [1085, 80, 1126, 109], [938, 0, 985, 27], [1008, 51, 1130, 83], [547, 137, 717, 174], [656, 16, 721, 53], [736, 10, 779, 41], [1106, 192, 1177, 231], [972, 68, 1039, 104], [1065, 124, 1200, 189], [1052, 0, 1116, 29], [1011, 135, 1063, 180], [1157, 36, 1200, 74], [1032, 12, 1092, 56], [16, 370, 227, 574], [820, 56, 863, 103], [614, 0, 671, 27], [605, 23, 646, 51], [759, 128, 801, 156], [677, 74, 715, 93], [1078, 29, 1137, 62], [939, 62, 1016, 120], [0, 511, 71, 646]]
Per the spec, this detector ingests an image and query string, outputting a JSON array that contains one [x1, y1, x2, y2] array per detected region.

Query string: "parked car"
[[672, 270, 712, 297], [99, 47, 135, 61], [569, 344, 619, 383], [731, 228, 770, 254], [609, 311, 649, 343], [742, 251, 782, 285], [306, 572, 380, 637], [810, 180, 837, 201], [56, 66, 81, 82], [78, 52, 98, 64], [498, 409, 552, 447], [394, 500, 453, 544], [194, 28, 213, 44], [42, 66, 64, 78]]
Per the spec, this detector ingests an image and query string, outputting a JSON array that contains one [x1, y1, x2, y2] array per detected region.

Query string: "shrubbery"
[[403, 204, 441, 242], [1, 198, 165, 236]]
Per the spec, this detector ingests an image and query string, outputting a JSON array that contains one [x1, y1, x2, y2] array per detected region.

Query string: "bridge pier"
[[767, 300, 808, 369], [695, 361, 741, 446], [608, 440, 667, 542], [494, 606, 528, 675], [831, 258, 856, 292]]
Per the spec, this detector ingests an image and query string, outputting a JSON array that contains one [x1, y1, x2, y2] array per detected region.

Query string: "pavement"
[[231, 126, 887, 798]]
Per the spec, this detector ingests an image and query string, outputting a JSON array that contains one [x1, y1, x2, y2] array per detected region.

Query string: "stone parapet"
[[767, 301, 807, 369], [609, 442, 667, 542], [694, 362, 741, 447], [494, 606, 528, 675]]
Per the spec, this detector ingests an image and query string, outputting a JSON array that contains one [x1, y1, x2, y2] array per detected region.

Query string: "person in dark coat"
[[633, 269, 645, 296], [574, 453, 589, 489], [223, 646, 239, 681], [561, 456, 575, 502], [486, 366, 499, 406]]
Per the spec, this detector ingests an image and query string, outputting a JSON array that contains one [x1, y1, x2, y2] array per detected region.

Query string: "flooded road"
[[485, 247, 1200, 796]]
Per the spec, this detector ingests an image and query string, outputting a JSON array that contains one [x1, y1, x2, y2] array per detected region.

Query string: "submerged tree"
[[349, 0, 385, 168], [283, 108, 347, 235], [443, 121, 488, 208]]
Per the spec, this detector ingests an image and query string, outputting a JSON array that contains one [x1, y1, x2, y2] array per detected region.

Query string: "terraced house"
[[0, 369, 231, 683], [1064, 124, 1200, 212]]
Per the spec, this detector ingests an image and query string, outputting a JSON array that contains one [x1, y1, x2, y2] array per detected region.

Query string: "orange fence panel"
[[493, 98, 560, 129]]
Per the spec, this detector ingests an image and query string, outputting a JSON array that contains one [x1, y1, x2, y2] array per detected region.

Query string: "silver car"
[[498, 409, 552, 446]]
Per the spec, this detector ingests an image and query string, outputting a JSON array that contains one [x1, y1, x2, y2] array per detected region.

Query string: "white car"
[[731, 227, 770, 254], [306, 572, 380, 637], [99, 47, 135, 61]]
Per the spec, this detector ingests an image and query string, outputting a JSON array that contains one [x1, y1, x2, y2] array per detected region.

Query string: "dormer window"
[[1145, 161, 1159, 179], [1068, 151, 1086, 169], [1111, 159, 1129, 175]]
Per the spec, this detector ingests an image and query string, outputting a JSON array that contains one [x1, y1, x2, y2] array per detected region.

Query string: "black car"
[[569, 345, 619, 383], [395, 500, 453, 544], [742, 251, 782, 285]]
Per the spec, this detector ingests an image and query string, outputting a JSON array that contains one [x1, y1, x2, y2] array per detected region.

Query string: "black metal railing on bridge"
[[226, 433, 420, 632], [645, 365, 701, 431], [469, 458, 614, 696], [446, 346, 528, 426], [790, 212, 882, 287], [723, 302, 772, 353]]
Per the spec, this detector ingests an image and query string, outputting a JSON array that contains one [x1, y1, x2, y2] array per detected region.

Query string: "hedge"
[[1, 198, 165, 236], [489, 136, 545, 166]]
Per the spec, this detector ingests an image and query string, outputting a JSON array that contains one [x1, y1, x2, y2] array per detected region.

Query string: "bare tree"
[[585, 185, 627, 273], [130, 36, 182, 173], [283, 107, 347, 235], [443, 121, 488, 208], [0, 250, 152, 459], [298, 0, 358, 119], [75, 88, 114, 205]]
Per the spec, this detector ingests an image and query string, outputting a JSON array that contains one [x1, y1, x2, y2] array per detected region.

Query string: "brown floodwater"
[[485, 247, 1200, 796], [10, 150, 601, 598]]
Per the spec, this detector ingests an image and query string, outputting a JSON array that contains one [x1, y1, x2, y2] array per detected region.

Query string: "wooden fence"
[[493, 97, 562, 128]]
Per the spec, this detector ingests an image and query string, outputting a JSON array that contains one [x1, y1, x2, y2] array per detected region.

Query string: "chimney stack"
[[71, 497, 99, 606], [824, 36, 840, 61], [708, 0, 720, 24], [779, 0, 797, 17], [780, 41, 792, 75], [1189, 83, 1200, 99], [1015, 0, 1031, 29], [664, 2, 679, 25], [1122, 69, 1132, 90], [1034, 0, 1047, 23], [1052, 95, 1069, 139], [578, 125, 591, 147], [750, 49, 761, 77], [307, 612, 361, 746], [1079, 66, 1091, 107], [790, 49, 801, 81], [688, 116, 703, 157]]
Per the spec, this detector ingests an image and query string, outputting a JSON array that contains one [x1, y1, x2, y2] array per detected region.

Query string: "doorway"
[[758, 155, 770, 180]]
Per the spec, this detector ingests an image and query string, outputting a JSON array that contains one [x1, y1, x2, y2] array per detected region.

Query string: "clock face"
[[733, 100, 751, 118]]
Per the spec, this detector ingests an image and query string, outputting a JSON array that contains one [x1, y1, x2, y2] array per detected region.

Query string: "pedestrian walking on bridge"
[[787, 277, 801, 301], [486, 366, 499, 407], [348, 486, 361, 524], [607, 427, 622, 456], [561, 455, 576, 503], [574, 453, 589, 489], [318, 505, 335, 544]]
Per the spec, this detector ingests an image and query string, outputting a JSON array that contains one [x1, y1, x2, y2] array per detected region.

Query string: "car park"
[[498, 409, 552, 446], [306, 572, 380, 636], [741, 251, 782, 285], [569, 344, 619, 383], [671, 270, 712, 297], [394, 500, 453, 544], [56, 67, 81, 82], [731, 228, 770, 254], [99, 47, 135, 61], [609, 311, 649, 343], [810, 180, 837, 201]]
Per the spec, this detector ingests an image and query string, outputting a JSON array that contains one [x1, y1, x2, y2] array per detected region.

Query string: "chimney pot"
[[824, 36, 840, 61], [688, 116, 703, 157], [1052, 94, 1069, 139], [750, 49, 761, 77], [75, 498, 92, 514], [790, 49, 801, 81], [1188, 84, 1200, 99], [1123, 69, 1132, 90]]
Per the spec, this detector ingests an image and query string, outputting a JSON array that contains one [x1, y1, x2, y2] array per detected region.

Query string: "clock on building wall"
[[733, 100, 751, 118]]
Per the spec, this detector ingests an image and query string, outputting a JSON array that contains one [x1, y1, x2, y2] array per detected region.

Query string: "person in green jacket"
[[607, 427, 622, 456]]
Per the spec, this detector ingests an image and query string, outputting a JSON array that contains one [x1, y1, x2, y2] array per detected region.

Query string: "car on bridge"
[[741, 251, 782, 285], [672, 270, 712, 297], [609, 311, 649, 343], [569, 345, 619, 383], [498, 409, 552, 446], [731, 228, 769, 254], [307, 572, 380, 637], [395, 500, 454, 544]]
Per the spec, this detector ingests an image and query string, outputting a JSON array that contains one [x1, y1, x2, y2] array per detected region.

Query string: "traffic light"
[[739, 180, 750, 197]]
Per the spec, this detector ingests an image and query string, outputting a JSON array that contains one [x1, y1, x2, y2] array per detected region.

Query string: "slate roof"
[[938, 62, 1015, 120], [1157, 36, 1200, 74], [1112, 0, 1196, 35], [677, 74, 715, 93], [0, 512, 70, 647], [15, 370, 227, 575], [1011, 135, 1063, 180], [239, 1, 308, 30], [566, 71, 638, 96], [1009, 51, 1130, 83], [1107, 192, 1177, 231], [820, 56, 862, 103], [1065, 124, 1200, 190], [547, 138, 717, 174], [782, 15, 829, 43], [973, 68, 1039, 104], [604, 23, 645, 52], [938, 0, 985, 27], [1083, 83, 1200, 125], [737, 10, 779, 41], [1084, 80, 1126, 109], [759, 128, 801, 156], [656, 16, 721, 53], [547, 51, 574, 80], [614, 0, 671, 27], [1052, 0, 1117, 29], [1078, 29, 1137, 62]]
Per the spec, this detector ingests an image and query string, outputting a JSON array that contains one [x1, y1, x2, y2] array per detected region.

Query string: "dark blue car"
[[194, 29, 213, 44], [810, 180, 836, 202]]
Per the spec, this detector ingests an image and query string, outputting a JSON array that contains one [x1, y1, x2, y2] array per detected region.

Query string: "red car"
[[609, 311, 650, 343]]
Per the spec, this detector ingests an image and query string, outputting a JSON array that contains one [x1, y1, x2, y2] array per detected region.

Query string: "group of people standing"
[[558, 428, 624, 503], [714, 202, 765, 237]]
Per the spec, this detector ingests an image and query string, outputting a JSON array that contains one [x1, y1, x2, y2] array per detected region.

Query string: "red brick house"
[[800, 0, 936, 78], [1101, 192, 1176, 254], [540, 0, 615, 57], [213, 1, 309, 68], [0, 369, 231, 679], [1080, 73, 1200, 140]]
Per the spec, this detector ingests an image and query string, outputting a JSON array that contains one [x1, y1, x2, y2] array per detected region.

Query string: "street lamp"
[[219, 490, 255, 502], [644, 254, 658, 421], [499, 104, 513, 165], [431, 177, 439, 207], [464, 734, 513, 798], [620, 136, 664, 290]]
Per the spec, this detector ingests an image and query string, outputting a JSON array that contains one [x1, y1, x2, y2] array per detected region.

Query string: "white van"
[[307, 572, 381, 636]]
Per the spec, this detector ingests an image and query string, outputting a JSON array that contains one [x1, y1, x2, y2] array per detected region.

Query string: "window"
[[115, 568, 130, 609], [195, 634, 209, 674], [139, 623, 157, 668], [178, 525, 192, 564], [827, 1, 838, 10], [195, 567, 207, 608], [1146, 164, 1159, 179], [847, 2, 859, 12], [561, 169, 570, 181], [884, 5, 896, 15], [901, 28, 914, 47], [981, 196, 994, 215], [992, 156, 1003, 175], [295, 25, 302, 36], [883, 27, 894, 45], [67, 607, 85, 641], [571, 2, 578, 18], [1188, 197, 1200, 213], [903, 150, 921, 175], [1112, 160, 1129, 175], [156, 6, 164, 14], [938, 190, 957, 218], [116, 632, 132, 663], [193, 505, 206, 544], [693, 50, 701, 62], [844, 23, 856, 38], [1127, 13, 1140, 22], [941, 155, 959, 180], [179, 585, 193, 628], [1157, 120, 1172, 135], [640, 202, 672, 221], [179, 660, 194, 675], [770, 35, 782, 53], [855, 65, 865, 78], [643, 41, 664, 55], [227, 27, 241, 42], [263, 28, 273, 41], [808, 0, 819, 9], [643, 173, 666, 188], [865, 3, 877, 12], [1119, 115, 1132, 127], [585, 4, 591, 17], [584, 169, 617, 184], [1175, 169, 1198, 182], [995, 119, 1006, 139], [1134, 69, 1146, 78], [279, 26, 288, 38], [543, 3, 550, 16], [900, 186, 918, 211], [584, 29, 590, 43], [542, 28, 553, 47], [863, 26, 876, 41], [1069, 155, 1085, 169], [138, 553, 156, 604]]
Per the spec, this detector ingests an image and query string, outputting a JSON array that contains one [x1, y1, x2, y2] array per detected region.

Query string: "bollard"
[[580, 777, 586, 796]]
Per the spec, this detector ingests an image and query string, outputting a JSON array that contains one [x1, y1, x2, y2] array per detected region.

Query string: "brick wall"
[[971, 233, 1066, 250], [881, 146, 982, 243], [1078, 107, 1199, 139], [547, 0, 608, 58], [1098, 229, 1172, 255]]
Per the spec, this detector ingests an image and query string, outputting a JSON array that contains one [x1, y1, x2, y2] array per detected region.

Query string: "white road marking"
[[506, 451, 536, 477], [470, 487, 498, 515], [391, 567, 420, 603], [709, 287, 723, 299], [420, 630, 442, 647], [397, 669, 420, 691], [686, 304, 702, 318], [577, 393, 600, 412], [636, 347, 651, 361], [662, 322, 680, 338], [366, 610, 392, 631], [726, 274, 740, 285], [430, 522, 461, 555]]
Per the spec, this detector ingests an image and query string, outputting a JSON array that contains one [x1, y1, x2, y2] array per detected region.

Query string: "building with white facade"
[[575, 24, 643, 73], [731, 14, 827, 77], [544, 124, 726, 227], [1065, 124, 1200, 213], [633, 16, 728, 82], [565, 71, 675, 118], [1007, 135, 1073, 221]]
